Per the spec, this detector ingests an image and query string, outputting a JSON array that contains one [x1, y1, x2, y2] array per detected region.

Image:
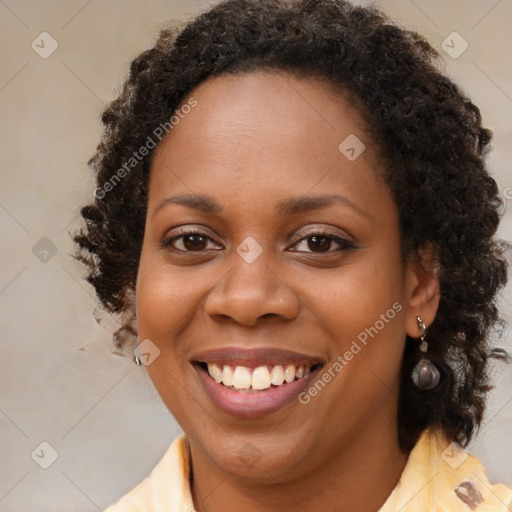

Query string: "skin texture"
[[135, 70, 440, 512]]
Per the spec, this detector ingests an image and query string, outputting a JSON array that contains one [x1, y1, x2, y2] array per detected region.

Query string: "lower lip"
[[194, 364, 322, 418]]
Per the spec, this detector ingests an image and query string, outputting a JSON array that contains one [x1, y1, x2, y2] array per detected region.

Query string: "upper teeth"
[[206, 363, 311, 390]]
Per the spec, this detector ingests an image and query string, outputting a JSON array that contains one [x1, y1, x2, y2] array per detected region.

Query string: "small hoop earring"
[[411, 316, 440, 390], [133, 335, 142, 366]]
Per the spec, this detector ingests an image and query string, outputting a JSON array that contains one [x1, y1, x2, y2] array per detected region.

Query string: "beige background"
[[1, 0, 511, 510]]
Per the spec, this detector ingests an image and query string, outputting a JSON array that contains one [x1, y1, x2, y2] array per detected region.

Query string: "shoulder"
[[426, 429, 512, 511], [103, 476, 153, 512], [380, 428, 512, 512], [103, 434, 193, 512]]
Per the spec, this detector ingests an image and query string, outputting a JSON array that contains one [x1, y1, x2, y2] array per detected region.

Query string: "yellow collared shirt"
[[104, 429, 512, 511]]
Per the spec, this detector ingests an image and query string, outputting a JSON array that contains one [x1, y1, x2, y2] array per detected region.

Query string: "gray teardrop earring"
[[411, 316, 440, 390]]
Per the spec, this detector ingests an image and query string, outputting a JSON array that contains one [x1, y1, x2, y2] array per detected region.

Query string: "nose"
[[204, 250, 300, 327]]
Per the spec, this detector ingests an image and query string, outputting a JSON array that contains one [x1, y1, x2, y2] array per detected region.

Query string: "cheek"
[[136, 252, 203, 339], [304, 253, 403, 331], [135, 253, 198, 415], [300, 249, 406, 384], [300, 275, 406, 428]]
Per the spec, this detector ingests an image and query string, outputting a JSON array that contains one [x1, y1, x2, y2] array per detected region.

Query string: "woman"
[[74, 0, 512, 510]]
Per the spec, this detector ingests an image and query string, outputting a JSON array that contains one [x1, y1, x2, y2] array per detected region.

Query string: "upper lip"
[[191, 347, 325, 367]]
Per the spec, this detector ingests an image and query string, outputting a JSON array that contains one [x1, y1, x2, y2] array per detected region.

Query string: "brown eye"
[[162, 230, 220, 252], [290, 231, 356, 254], [182, 234, 208, 251], [307, 235, 331, 252]]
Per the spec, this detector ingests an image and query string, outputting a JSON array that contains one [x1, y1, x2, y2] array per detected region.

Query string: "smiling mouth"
[[198, 362, 324, 393]]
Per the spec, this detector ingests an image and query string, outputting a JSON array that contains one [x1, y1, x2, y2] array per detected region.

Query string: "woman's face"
[[136, 70, 438, 481]]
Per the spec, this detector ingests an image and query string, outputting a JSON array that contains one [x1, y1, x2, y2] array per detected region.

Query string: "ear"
[[403, 244, 440, 337]]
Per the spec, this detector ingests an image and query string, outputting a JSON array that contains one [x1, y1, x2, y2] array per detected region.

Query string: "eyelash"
[[161, 228, 357, 254]]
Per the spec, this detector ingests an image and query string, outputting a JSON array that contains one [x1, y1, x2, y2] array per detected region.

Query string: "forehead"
[[148, 70, 389, 213], [164, 70, 371, 146]]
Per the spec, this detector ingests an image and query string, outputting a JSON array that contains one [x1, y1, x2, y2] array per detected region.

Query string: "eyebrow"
[[152, 193, 371, 220]]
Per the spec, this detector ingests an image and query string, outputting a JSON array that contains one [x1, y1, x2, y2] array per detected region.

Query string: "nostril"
[[260, 312, 279, 320]]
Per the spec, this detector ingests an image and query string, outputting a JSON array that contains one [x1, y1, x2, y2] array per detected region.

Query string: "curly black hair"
[[74, 0, 510, 451]]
